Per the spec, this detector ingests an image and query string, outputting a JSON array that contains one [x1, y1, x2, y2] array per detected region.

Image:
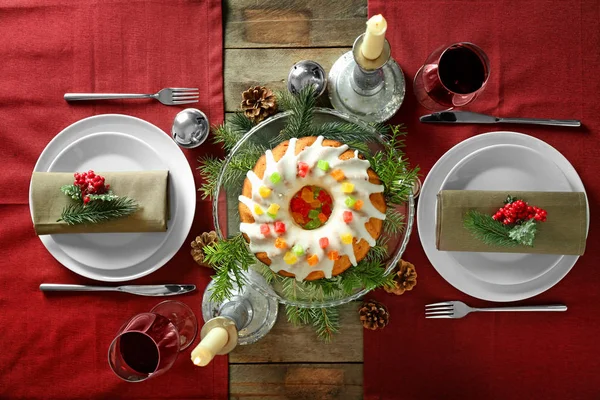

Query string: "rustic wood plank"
[[230, 363, 363, 400], [224, 47, 349, 112], [229, 302, 363, 363], [224, 0, 366, 49]]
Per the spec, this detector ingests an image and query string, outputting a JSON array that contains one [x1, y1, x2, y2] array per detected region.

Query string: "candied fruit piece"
[[274, 221, 286, 234], [322, 203, 332, 216], [260, 224, 270, 236], [283, 252, 297, 265], [308, 209, 320, 219], [310, 200, 321, 208], [304, 219, 321, 230], [317, 160, 329, 171], [354, 200, 364, 211], [319, 237, 329, 248], [318, 213, 327, 223], [328, 251, 340, 261], [307, 254, 319, 267], [291, 244, 304, 256], [301, 187, 314, 203], [292, 212, 305, 224], [270, 172, 281, 184], [330, 169, 345, 181], [298, 162, 310, 178], [267, 203, 280, 215], [341, 182, 355, 193], [259, 186, 271, 198], [341, 233, 353, 244], [254, 205, 264, 215], [274, 237, 287, 249], [343, 211, 353, 223], [345, 196, 357, 208]]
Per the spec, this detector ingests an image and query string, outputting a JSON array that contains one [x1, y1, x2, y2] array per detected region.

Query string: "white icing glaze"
[[239, 136, 386, 281]]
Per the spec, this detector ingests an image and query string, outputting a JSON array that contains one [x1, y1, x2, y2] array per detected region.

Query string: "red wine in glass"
[[414, 42, 490, 110], [108, 301, 197, 382]]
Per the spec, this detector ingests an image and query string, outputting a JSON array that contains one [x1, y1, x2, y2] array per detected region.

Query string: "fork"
[[425, 301, 567, 319], [64, 88, 199, 105]]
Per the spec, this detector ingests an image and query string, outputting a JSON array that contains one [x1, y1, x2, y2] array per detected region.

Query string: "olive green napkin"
[[31, 171, 169, 235], [436, 190, 587, 255]]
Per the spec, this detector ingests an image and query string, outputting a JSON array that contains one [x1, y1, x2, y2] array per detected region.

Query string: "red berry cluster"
[[73, 170, 109, 204], [492, 199, 547, 225]]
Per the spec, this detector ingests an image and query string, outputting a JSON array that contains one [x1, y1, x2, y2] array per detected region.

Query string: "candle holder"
[[327, 34, 405, 123], [201, 270, 278, 347]]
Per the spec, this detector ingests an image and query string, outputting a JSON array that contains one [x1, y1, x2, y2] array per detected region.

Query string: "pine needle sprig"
[[310, 307, 339, 342], [383, 208, 405, 235], [274, 89, 295, 111], [203, 234, 256, 303], [87, 192, 119, 202], [271, 85, 316, 144], [197, 156, 225, 199], [463, 210, 517, 247], [212, 113, 256, 151], [285, 305, 312, 326], [58, 197, 138, 225]]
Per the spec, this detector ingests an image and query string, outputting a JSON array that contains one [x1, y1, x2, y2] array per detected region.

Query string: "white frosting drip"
[[239, 136, 385, 281]]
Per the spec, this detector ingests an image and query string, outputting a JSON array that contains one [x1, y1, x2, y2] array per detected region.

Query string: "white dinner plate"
[[417, 131, 588, 301], [30, 115, 196, 281]]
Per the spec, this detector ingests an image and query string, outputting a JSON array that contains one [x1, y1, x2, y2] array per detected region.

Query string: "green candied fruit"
[[308, 209, 320, 219], [291, 244, 305, 256], [313, 187, 322, 198], [267, 212, 277, 219], [269, 172, 281, 184], [304, 218, 322, 230], [345, 195, 357, 208], [317, 160, 329, 171]]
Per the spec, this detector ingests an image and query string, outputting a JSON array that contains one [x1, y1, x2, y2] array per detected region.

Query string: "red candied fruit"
[[274, 221, 286, 234], [260, 224, 270, 236], [319, 237, 329, 248], [298, 162, 309, 178]]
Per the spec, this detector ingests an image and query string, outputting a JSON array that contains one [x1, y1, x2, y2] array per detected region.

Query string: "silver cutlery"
[[425, 301, 567, 319], [420, 111, 581, 127], [40, 283, 196, 297], [64, 87, 199, 106]]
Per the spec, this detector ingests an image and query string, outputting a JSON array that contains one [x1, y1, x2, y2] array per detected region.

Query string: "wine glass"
[[413, 42, 490, 111], [108, 300, 198, 382]]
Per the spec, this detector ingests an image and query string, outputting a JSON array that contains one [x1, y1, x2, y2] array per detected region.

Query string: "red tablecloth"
[[365, 1, 600, 399], [0, 1, 227, 398]]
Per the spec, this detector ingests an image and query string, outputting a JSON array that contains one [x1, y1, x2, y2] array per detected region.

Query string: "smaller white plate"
[[48, 132, 170, 270], [440, 144, 571, 285]]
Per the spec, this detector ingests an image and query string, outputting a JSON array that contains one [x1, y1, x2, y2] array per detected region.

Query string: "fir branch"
[[57, 197, 138, 225], [463, 210, 518, 247], [383, 208, 405, 235], [203, 234, 256, 303], [274, 89, 295, 111], [310, 307, 339, 342], [197, 156, 224, 199], [212, 113, 256, 151], [272, 85, 316, 144], [60, 184, 82, 202], [285, 305, 311, 326], [309, 122, 381, 145]]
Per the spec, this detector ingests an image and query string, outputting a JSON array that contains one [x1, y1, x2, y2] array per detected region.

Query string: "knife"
[[420, 111, 581, 127], [39, 283, 196, 296]]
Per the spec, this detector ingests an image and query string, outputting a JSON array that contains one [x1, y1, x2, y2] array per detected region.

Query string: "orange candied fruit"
[[330, 169, 345, 181], [301, 187, 314, 203], [292, 211, 306, 224], [274, 237, 287, 249], [328, 250, 340, 261], [317, 213, 327, 223], [354, 199, 364, 211], [307, 254, 319, 266]]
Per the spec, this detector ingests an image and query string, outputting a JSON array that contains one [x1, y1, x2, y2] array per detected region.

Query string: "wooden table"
[[223, 1, 368, 398]]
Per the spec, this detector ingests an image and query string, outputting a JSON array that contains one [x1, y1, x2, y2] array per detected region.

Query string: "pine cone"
[[241, 86, 277, 123], [190, 231, 219, 267], [384, 259, 417, 295], [359, 300, 389, 330]]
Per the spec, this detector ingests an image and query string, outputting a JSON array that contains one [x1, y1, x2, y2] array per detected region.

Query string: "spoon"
[[172, 108, 210, 148]]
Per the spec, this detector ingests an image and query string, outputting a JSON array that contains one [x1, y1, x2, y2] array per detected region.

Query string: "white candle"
[[190, 326, 229, 367], [361, 14, 388, 60]]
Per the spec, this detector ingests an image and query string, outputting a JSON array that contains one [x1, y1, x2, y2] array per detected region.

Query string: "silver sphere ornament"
[[171, 108, 209, 149], [287, 60, 326, 97]]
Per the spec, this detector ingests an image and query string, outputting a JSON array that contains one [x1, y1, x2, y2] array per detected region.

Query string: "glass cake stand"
[[211, 108, 414, 309]]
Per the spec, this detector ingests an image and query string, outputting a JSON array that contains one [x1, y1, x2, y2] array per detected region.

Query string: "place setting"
[[2, 1, 599, 399]]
